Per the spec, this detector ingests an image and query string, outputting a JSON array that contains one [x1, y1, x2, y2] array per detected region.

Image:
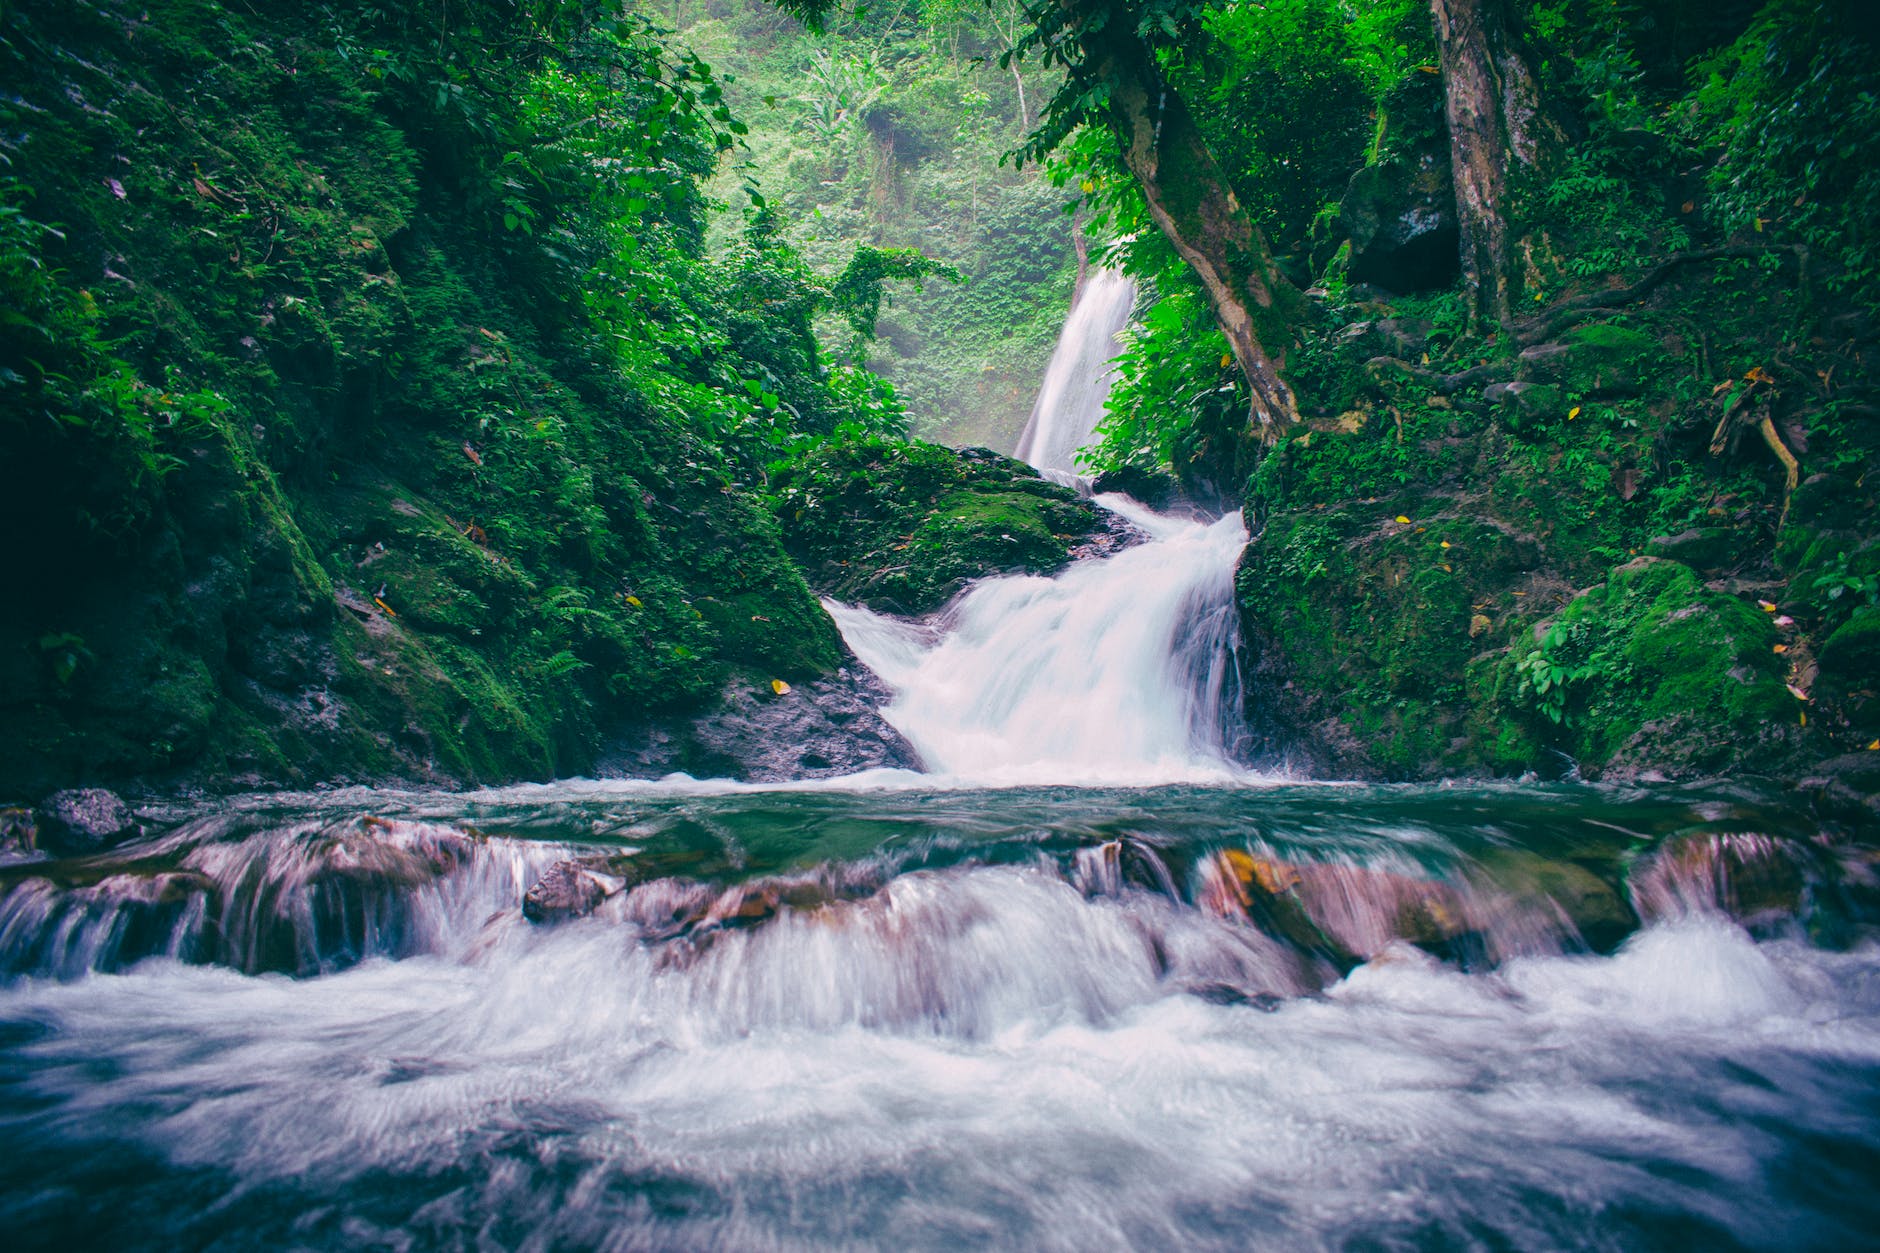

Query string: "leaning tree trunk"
[[1090, 36, 1302, 429], [1430, 0, 1563, 333]]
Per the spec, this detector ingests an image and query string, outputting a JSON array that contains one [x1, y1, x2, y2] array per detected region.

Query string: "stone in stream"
[[522, 860, 628, 924], [37, 789, 141, 856]]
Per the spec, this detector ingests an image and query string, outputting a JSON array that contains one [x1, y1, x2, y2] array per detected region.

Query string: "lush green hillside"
[[671, 0, 1079, 449], [0, 0, 920, 796]]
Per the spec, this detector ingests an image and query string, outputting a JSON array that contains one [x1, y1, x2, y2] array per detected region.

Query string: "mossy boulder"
[[1506, 558, 1799, 779], [772, 439, 1109, 615], [1519, 325, 1658, 396], [1237, 496, 1546, 779], [1818, 610, 1880, 731]]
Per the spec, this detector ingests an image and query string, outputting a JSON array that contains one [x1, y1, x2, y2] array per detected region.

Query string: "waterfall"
[[827, 496, 1249, 784], [824, 264, 1245, 785], [1013, 267, 1137, 478]]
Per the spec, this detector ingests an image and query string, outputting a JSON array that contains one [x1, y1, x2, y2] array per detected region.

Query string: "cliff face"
[[0, 0, 846, 797]]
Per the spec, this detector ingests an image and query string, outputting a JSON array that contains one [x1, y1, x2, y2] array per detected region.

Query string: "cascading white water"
[[828, 496, 1249, 784], [1013, 267, 1137, 478]]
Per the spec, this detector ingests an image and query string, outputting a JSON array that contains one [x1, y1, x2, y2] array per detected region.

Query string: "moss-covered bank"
[[0, 0, 857, 798], [1235, 250, 1877, 785]]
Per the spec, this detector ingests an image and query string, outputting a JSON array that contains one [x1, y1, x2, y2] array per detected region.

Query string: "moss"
[[773, 438, 1105, 615], [1238, 500, 1544, 779], [0, 0, 851, 797], [1514, 559, 1798, 777], [1818, 610, 1880, 731]]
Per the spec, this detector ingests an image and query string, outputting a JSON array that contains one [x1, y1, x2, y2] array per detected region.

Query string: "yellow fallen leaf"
[[1867, 739, 1879, 750], [1773, 644, 1788, 654], [1395, 515, 1411, 524], [1758, 600, 1778, 612], [1440, 540, 1451, 550], [1567, 406, 1581, 420], [771, 679, 791, 695], [1220, 353, 1232, 368], [1786, 684, 1810, 701], [625, 595, 642, 608], [1800, 710, 1807, 726], [373, 597, 397, 617], [1440, 563, 1453, 572]]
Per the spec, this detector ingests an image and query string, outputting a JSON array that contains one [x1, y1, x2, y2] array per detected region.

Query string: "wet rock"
[[1471, 848, 1636, 953], [0, 806, 36, 855], [522, 860, 626, 924], [1799, 752, 1880, 831], [38, 788, 140, 856], [599, 664, 919, 782], [1631, 831, 1811, 930], [1090, 466, 1180, 509]]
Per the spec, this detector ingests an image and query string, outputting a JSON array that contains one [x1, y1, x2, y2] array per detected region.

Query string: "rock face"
[[38, 788, 140, 856], [1340, 158, 1461, 294], [600, 664, 920, 782], [1334, 74, 1460, 294]]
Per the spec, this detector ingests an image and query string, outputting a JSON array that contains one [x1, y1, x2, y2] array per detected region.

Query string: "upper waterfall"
[[1013, 268, 1137, 477]]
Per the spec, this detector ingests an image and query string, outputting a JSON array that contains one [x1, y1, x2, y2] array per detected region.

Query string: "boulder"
[[522, 860, 626, 924], [1518, 325, 1656, 395], [1484, 381, 1566, 423], [1799, 752, 1880, 831], [38, 788, 140, 856], [0, 806, 36, 856], [1340, 157, 1460, 294], [599, 663, 920, 782], [1644, 528, 1739, 574]]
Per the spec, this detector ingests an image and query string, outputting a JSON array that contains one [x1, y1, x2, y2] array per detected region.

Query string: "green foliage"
[[1683, 1, 1880, 308], [829, 245, 963, 361], [674, 0, 1075, 450], [1089, 284, 1243, 478], [1514, 621, 1592, 725], [1184, 0, 1405, 249]]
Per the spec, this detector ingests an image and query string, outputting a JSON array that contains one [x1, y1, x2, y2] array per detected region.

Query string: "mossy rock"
[[1237, 499, 1544, 779], [1644, 527, 1738, 574], [772, 437, 1106, 615], [1517, 324, 1658, 395], [1516, 558, 1799, 779]]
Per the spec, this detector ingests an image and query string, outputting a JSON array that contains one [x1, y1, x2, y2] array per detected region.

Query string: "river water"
[[1, 776, 1878, 1250]]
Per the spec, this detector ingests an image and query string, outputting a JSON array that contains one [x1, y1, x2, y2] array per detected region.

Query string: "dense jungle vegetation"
[[1, 0, 1876, 804]]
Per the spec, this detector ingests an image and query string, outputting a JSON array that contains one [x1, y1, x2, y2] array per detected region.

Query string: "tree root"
[[1518, 245, 1806, 346]]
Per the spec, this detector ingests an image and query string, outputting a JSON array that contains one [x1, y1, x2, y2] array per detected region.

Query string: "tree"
[[1429, 0, 1565, 331], [1008, 0, 1303, 429]]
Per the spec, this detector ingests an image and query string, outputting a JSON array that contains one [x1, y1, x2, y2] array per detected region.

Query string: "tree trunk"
[[1430, 0, 1562, 332], [1088, 41, 1300, 428]]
